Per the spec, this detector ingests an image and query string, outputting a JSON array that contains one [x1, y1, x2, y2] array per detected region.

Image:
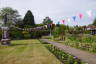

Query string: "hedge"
[[10, 28, 50, 40]]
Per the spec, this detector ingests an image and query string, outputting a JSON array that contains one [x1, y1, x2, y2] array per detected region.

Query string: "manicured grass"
[[0, 39, 62, 64]]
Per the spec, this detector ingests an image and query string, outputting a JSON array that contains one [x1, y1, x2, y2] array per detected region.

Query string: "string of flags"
[[55, 9, 95, 25]]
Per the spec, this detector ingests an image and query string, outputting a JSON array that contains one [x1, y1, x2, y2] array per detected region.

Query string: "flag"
[[62, 20, 65, 24], [67, 18, 71, 22], [86, 10, 92, 18], [72, 16, 76, 21], [79, 13, 83, 19]]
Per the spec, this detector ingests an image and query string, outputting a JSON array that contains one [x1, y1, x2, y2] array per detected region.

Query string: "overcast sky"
[[0, 0, 96, 26]]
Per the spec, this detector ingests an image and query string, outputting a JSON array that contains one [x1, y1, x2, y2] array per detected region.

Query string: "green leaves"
[[52, 25, 68, 40], [0, 7, 20, 26], [45, 44, 83, 64], [23, 10, 35, 27], [43, 17, 53, 25], [92, 18, 96, 26]]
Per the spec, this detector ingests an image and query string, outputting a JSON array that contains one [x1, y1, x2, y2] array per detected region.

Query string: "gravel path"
[[41, 39, 96, 64]]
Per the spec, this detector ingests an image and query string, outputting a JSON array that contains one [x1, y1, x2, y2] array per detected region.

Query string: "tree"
[[43, 17, 53, 25], [52, 25, 67, 40], [0, 7, 20, 26], [92, 18, 96, 26], [15, 18, 24, 28], [23, 10, 35, 27]]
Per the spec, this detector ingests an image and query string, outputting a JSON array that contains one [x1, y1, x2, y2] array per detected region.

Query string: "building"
[[82, 25, 96, 35]]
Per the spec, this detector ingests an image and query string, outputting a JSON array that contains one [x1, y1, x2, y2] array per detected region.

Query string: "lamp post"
[[1, 14, 10, 45]]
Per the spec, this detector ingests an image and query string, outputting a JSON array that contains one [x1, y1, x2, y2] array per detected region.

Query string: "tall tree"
[[0, 7, 20, 26], [93, 18, 96, 26], [23, 10, 35, 27], [43, 17, 53, 25], [15, 18, 24, 28]]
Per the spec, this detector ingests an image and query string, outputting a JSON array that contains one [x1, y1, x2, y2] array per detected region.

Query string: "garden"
[[50, 25, 96, 53], [0, 7, 96, 64]]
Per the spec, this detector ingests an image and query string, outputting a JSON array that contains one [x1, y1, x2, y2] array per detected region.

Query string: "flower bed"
[[60, 39, 96, 53], [44, 44, 86, 64]]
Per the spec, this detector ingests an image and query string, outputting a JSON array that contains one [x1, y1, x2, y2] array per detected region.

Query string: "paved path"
[[41, 39, 96, 64]]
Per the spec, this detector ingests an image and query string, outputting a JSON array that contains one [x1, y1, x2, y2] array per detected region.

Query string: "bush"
[[10, 28, 23, 40], [35, 24, 44, 27], [68, 55, 75, 64], [0, 29, 2, 40], [52, 25, 67, 40], [81, 34, 96, 43], [10, 28, 50, 39], [30, 31, 42, 38], [22, 31, 31, 39], [52, 27, 60, 38]]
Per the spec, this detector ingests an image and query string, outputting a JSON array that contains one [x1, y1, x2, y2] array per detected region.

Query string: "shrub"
[[0, 27, 50, 40], [22, 31, 31, 39], [10, 28, 23, 40], [0, 29, 2, 40], [10, 28, 50, 39], [52, 25, 67, 40], [52, 27, 60, 38], [68, 55, 75, 64]]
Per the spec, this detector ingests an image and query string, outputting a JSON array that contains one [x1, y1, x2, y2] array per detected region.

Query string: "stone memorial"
[[1, 14, 10, 45]]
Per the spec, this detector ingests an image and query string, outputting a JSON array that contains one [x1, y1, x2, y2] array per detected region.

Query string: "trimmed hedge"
[[10, 28, 50, 40]]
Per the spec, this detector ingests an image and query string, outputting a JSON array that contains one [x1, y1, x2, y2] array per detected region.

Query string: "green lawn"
[[0, 39, 62, 64]]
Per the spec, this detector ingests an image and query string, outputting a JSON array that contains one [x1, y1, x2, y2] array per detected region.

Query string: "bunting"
[[72, 16, 76, 21], [86, 10, 92, 18], [67, 18, 71, 22], [79, 13, 83, 19], [62, 20, 65, 24], [53, 9, 95, 25]]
